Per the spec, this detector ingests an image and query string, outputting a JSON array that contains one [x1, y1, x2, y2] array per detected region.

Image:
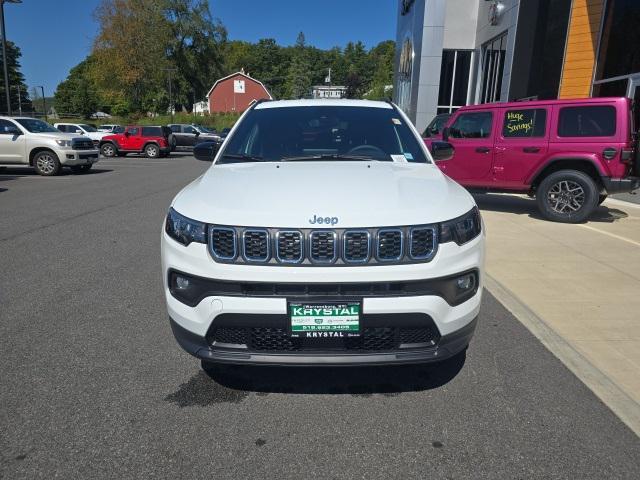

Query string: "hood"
[[33, 132, 82, 142], [172, 161, 475, 228]]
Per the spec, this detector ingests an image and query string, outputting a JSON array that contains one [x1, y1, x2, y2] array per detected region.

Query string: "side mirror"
[[6, 127, 22, 136], [193, 141, 217, 161], [430, 141, 455, 162], [124, 131, 130, 137], [441, 127, 450, 142], [194, 131, 200, 137], [76, 130, 83, 134]]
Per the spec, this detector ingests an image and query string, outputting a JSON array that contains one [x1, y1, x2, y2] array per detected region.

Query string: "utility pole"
[[36, 85, 46, 121], [0, 0, 22, 116], [164, 68, 177, 123], [13, 83, 20, 114]]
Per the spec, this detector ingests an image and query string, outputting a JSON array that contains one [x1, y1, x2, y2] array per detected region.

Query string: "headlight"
[[440, 207, 482, 245], [55, 140, 72, 147], [165, 207, 206, 246]]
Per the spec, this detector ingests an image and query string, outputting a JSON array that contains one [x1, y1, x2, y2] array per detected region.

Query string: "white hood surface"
[[172, 161, 476, 228]]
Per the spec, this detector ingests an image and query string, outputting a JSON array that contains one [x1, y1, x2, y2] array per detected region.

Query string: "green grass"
[[51, 111, 240, 131]]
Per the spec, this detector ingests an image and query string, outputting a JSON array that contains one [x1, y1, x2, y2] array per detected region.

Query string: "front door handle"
[[475, 147, 491, 154], [523, 147, 540, 153]]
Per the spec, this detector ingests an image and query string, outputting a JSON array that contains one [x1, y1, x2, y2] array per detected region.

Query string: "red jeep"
[[429, 97, 640, 222], [100, 125, 174, 158]]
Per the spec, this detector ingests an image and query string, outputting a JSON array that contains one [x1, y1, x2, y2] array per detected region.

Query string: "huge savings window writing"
[[503, 108, 547, 137]]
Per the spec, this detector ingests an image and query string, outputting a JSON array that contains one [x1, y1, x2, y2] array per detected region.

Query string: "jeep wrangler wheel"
[[145, 144, 160, 158], [70, 164, 92, 174], [101, 143, 117, 157], [33, 151, 61, 176], [536, 170, 598, 223]]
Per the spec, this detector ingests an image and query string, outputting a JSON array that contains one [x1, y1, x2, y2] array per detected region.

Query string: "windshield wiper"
[[280, 154, 384, 162], [219, 153, 265, 162]]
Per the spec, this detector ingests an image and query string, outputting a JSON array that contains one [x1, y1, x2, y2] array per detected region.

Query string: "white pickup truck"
[[0, 117, 99, 175]]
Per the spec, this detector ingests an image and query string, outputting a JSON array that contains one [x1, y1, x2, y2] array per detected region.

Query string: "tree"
[[285, 32, 312, 99], [364, 40, 395, 100], [0, 41, 32, 114], [54, 56, 100, 117]]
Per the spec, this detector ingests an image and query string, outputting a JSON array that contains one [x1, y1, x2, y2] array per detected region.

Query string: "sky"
[[5, 0, 397, 96]]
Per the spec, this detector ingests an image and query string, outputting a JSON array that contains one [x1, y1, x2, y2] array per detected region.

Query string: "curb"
[[485, 273, 640, 437]]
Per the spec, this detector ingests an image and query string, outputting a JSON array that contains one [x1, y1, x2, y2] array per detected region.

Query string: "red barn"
[[207, 71, 273, 113]]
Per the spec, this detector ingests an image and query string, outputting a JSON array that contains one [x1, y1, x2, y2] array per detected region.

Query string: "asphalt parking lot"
[[1, 155, 639, 479]]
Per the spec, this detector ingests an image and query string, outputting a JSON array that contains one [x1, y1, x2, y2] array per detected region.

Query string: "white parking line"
[[579, 225, 640, 248]]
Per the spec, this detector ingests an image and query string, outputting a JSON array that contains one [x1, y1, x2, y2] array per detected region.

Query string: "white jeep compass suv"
[[161, 100, 484, 368]]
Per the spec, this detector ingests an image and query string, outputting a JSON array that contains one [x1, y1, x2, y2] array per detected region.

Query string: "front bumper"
[[162, 229, 484, 365], [170, 315, 477, 366], [58, 148, 100, 166]]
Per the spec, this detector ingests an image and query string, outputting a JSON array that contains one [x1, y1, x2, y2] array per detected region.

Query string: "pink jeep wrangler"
[[428, 97, 639, 223]]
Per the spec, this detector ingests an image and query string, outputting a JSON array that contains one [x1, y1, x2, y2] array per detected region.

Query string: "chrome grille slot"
[[343, 231, 370, 263], [276, 231, 303, 263], [410, 226, 437, 260], [377, 229, 403, 261], [72, 139, 95, 150], [243, 229, 269, 262], [309, 231, 337, 263], [209, 227, 236, 260]]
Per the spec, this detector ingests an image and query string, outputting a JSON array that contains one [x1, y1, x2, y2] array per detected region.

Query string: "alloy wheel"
[[36, 154, 56, 175], [547, 180, 585, 214]]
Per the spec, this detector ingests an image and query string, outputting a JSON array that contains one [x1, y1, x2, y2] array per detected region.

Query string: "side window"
[[558, 106, 616, 137], [183, 126, 195, 134], [0, 119, 17, 134], [57, 125, 67, 132], [503, 109, 547, 138], [449, 112, 493, 139], [170, 125, 181, 133], [127, 127, 139, 136]]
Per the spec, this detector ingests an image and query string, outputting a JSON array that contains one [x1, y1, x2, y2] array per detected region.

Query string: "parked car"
[[422, 113, 451, 139], [162, 99, 484, 370], [219, 127, 231, 139], [97, 124, 122, 133], [0, 116, 99, 175], [100, 125, 174, 158], [192, 141, 222, 161], [54, 122, 107, 147], [167, 123, 221, 149], [428, 97, 640, 223]]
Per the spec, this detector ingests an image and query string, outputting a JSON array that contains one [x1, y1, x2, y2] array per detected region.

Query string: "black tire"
[[70, 164, 93, 174], [536, 170, 599, 223], [145, 143, 160, 158], [598, 194, 608, 205], [33, 150, 61, 176], [100, 143, 117, 157]]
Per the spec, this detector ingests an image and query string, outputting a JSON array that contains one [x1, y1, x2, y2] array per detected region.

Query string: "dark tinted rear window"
[[558, 106, 616, 137], [503, 109, 547, 138], [142, 126, 163, 137]]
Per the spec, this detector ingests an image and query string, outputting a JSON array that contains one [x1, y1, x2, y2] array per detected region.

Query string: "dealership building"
[[394, 0, 640, 131]]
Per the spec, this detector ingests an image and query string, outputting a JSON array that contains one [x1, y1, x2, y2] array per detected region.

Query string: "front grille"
[[205, 318, 440, 353], [209, 227, 236, 260], [344, 231, 370, 263], [243, 229, 269, 261], [377, 229, 403, 261], [204, 225, 440, 266], [72, 139, 94, 150], [277, 231, 303, 263], [310, 231, 337, 263], [410, 227, 437, 260]]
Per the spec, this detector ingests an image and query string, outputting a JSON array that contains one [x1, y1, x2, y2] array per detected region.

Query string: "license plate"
[[289, 302, 360, 338]]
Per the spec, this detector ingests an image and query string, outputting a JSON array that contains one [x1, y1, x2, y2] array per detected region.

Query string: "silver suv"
[[0, 117, 99, 176]]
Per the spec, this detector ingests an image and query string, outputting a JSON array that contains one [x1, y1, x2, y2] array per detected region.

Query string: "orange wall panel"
[[559, 0, 604, 99]]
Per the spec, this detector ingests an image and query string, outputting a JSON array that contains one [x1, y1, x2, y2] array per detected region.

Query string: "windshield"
[[79, 124, 98, 132], [16, 119, 60, 133], [218, 106, 428, 164]]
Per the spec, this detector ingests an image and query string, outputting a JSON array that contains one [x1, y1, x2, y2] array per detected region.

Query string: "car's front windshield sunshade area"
[[15, 119, 59, 133], [218, 106, 429, 164]]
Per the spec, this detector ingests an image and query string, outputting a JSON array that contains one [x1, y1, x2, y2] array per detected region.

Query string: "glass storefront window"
[[396, 38, 414, 115], [596, 0, 640, 81], [437, 50, 473, 113], [480, 33, 507, 104]]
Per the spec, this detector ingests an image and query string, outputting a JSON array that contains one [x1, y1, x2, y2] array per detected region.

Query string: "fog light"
[[175, 275, 191, 290], [456, 274, 475, 291]]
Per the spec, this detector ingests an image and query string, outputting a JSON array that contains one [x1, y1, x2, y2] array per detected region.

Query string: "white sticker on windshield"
[[404, 152, 414, 160], [392, 118, 401, 125], [391, 154, 407, 163]]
